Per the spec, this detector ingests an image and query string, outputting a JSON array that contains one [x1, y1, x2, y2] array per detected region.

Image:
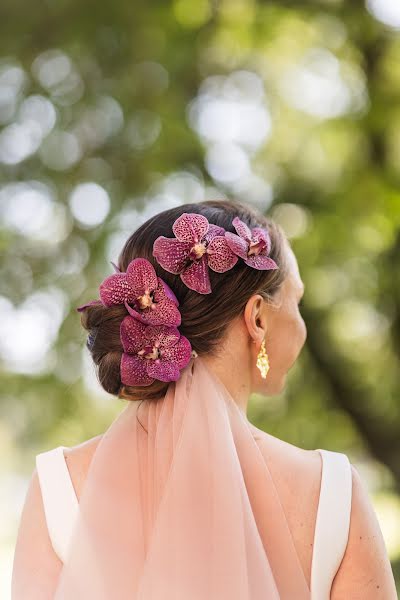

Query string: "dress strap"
[[310, 449, 352, 599], [36, 446, 79, 562]]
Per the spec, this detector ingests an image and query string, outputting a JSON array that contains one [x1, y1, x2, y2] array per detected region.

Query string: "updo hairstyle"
[[79, 200, 289, 402]]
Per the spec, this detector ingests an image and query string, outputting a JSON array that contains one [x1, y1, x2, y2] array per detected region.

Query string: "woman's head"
[[80, 199, 306, 402]]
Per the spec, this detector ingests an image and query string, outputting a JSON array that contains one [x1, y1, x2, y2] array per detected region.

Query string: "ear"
[[243, 294, 267, 343]]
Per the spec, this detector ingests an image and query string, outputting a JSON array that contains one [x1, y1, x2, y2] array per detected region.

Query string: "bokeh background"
[[2, 0, 400, 595]]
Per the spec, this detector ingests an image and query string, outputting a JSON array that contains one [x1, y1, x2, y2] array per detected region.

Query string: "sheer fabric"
[[54, 355, 310, 599]]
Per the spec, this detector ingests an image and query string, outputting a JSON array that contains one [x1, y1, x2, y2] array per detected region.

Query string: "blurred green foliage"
[[1, 0, 400, 591]]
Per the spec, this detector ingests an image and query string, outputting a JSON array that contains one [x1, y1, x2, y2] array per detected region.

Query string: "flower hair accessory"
[[76, 214, 278, 386], [152, 212, 238, 294], [77, 257, 181, 327], [152, 212, 279, 294], [225, 216, 279, 270], [76, 257, 194, 386], [120, 317, 192, 386]]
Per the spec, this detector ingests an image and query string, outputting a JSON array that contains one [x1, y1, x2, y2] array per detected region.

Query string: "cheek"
[[266, 310, 307, 368], [297, 312, 307, 344], [289, 315, 306, 353]]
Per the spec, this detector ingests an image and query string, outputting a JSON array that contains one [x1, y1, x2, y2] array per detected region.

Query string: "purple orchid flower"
[[152, 213, 238, 294], [77, 258, 181, 327], [225, 217, 279, 270], [120, 315, 193, 385]]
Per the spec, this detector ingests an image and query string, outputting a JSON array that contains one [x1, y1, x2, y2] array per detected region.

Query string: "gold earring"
[[256, 338, 270, 379]]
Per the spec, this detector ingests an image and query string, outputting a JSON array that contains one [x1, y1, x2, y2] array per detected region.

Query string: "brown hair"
[[79, 199, 289, 402]]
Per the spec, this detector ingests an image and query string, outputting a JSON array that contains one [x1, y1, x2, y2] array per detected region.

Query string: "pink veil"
[[54, 355, 310, 599]]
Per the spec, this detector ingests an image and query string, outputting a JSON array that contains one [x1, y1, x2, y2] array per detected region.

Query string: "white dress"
[[35, 446, 352, 600]]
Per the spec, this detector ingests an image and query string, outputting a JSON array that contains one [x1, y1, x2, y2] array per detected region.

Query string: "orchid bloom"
[[225, 217, 279, 270], [120, 316, 193, 385], [152, 213, 238, 294], [77, 258, 181, 327]]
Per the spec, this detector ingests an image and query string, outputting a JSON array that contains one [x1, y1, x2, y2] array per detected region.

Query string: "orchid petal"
[[251, 227, 271, 255], [243, 255, 279, 270], [151, 284, 181, 326], [130, 299, 181, 327], [203, 223, 226, 244], [144, 299, 181, 326], [206, 236, 238, 273], [120, 316, 148, 354], [224, 232, 249, 260], [157, 277, 179, 307], [161, 334, 193, 369], [146, 359, 180, 382], [125, 258, 158, 296], [153, 237, 192, 274], [232, 216, 252, 241], [124, 301, 148, 322], [144, 324, 181, 348], [121, 353, 154, 386], [172, 212, 209, 243], [180, 256, 211, 294], [99, 273, 136, 307]]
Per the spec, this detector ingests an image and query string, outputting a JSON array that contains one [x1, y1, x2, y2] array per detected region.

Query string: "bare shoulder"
[[63, 433, 104, 500], [248, 421, 322, 487], [247, 422, 322, 525], [331, 463, 397, 599], [249, 424, 397, 597], [248, 422, 322, 588]]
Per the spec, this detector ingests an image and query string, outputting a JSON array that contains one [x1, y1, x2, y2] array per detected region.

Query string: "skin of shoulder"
[[63, 433, 104, 500], [247, 421, 322, 491], [331, 463, 397, 599], [248, 422, 322, 589], [248, 423, 397, 598]]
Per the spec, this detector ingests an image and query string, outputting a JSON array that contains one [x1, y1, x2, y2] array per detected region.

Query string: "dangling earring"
[[256, 338, 270, 379]]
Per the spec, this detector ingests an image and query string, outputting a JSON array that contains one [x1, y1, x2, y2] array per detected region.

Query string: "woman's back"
[[36, 424, 352, 598], [14, 418, 396, 599]]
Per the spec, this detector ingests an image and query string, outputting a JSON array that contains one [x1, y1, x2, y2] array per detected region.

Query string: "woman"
[[12, 200, 397, 599]]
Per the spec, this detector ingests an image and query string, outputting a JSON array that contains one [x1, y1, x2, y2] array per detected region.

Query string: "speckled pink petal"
[[251, 227, 271, 254], [76, 299, 103, 312], [144, 324, 181, 348], [125, 258, 158, 296], [172, 213, 209, 243], [124, 302, 148, 322], [203, 223, 226, 243], [157, 278, 179, 306], [120, 353, 154, 386], [146, 359, 181, 382], [161, 334, 193, 369], [123, 299, 180, 327], [224, 231, 249, 260], [153, 237, 192, 274], [206, 236, 238, 273], [244, 254, 279, 270], [180, 256, 211, 294], [147, 299, 181, 326], [120, 316, 148, 354], [99, 273, 136, 307], [151, 284, 181, 326], [232, 216, 252, 241]]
